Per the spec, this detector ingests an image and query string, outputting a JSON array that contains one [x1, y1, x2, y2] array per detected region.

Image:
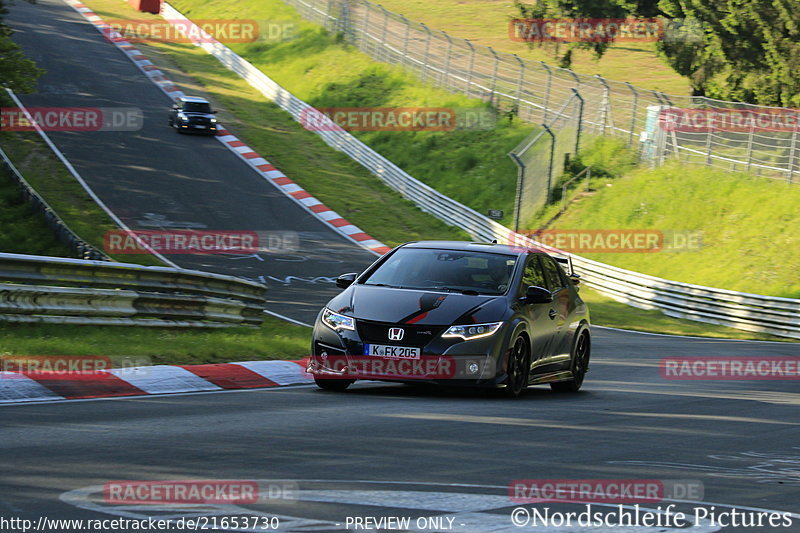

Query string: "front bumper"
[[177, 121, 218, 133], [309, 316, 509, 387]]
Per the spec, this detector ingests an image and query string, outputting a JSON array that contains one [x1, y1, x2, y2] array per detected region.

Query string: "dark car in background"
[[168, 96, 218, 135], [308, 241, 591, 396]]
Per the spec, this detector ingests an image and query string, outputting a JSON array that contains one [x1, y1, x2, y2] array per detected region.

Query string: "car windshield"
[[361, 248, 517, 295], [183, 102, 211, 113]]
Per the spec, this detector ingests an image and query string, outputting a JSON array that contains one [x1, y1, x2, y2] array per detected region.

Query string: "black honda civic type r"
[[308, 241, 591, 396]]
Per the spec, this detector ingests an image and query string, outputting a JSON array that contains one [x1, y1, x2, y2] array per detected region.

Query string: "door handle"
[[548, 309, 557, 319]]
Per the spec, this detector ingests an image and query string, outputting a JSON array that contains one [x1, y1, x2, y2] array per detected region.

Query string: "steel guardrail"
[[0, 253, 268, 327]]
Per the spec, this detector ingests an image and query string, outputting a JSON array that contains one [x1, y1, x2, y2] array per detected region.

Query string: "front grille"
[[357, 320, 445, 347]]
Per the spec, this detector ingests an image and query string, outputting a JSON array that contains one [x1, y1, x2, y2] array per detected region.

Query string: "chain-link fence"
[[509, 91, 584, 229], [282, 0, 800, 185]]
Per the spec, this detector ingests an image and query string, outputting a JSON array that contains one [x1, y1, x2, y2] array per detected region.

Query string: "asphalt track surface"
[[4, 1, 800, 532], [7, 0, 379, 323], [2, 329, 800, 531]]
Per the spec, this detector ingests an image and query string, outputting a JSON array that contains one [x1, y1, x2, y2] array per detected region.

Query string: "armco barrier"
[[0, 253, 267, 327], [0, 146, 109, 261], [156, 4, 800, 340]]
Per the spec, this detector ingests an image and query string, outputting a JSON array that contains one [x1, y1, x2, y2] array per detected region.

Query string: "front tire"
[[314, 377, 354, 392], [551, 330, 590, 393], [504, 333, 531, 398]]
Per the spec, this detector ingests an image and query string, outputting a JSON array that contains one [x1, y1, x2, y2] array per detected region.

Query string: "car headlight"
[[210, 118, 217, 123], [177, 113, 186, 120], [442, 321, 503, 341], [321, 308, 355, 331]]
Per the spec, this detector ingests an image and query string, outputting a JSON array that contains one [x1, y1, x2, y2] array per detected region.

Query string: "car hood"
[[327, 284, 503, 325]]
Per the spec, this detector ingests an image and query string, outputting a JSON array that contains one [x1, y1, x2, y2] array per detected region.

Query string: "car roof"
[[179, 96, 210, 104], [401, 240, 544, 256]]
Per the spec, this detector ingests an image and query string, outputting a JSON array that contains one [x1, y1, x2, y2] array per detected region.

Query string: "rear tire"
[[504, 333, 531, 398], [314, 377, 354, 392], [551, 330, 590, 393]]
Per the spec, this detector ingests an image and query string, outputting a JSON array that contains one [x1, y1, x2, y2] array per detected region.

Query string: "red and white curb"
[[0, 360, 312, 403], [62, 0, 392, 256]]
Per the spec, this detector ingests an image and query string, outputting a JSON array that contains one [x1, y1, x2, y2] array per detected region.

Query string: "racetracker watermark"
[[310, 355, 463, 380], [0, 355, 151, 379], [0, 107, 143, 132], [299, 107, 497, 132], [104, 230, 299, 255], [659, 108, 800, 132], [509, 479, 703, 503], [102, 20, 295, 44], [516, 229, 703, 253], [103, 480, 297, 505], [509, 18, 704, 43], [662, 357, 800, 380]]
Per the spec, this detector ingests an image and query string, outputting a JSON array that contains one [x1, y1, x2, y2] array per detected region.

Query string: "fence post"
[[420, 23, 432, 82], [465, 40, 476, 97], [442, 32, 453, 89], [360, 0, 371, 50], [510, 152, 526, 232], [337, 0, 351, 40], [400, 15, 411, 66], [489, 47, 500, 105], [787, 124, 798, 183], [625, 82, 638, 147], [594, 74, 610, 135], [745, 121, 755, 173], [513, 54, 525, 113], [705, 118, 714, 166], [571, 88, 584, 154], [379, 5, 390, 59], [567, 69, 581, 89], [544, 125, 556, 204], [540, 61, 552, 123], [324, 0, 333, 30]]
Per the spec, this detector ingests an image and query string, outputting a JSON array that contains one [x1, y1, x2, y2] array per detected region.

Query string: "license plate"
[[194, 125, 207, 129], [364, 344, 420, 359]]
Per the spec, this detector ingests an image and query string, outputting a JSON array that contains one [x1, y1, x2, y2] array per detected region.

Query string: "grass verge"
[[0, 315, 311, 364], [545, 161, 800, 299], [373, 0, 691, 95], [0, 95, 163, 265], [0, 166, 71, 256]]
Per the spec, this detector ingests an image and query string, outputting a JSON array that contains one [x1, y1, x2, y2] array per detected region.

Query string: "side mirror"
[[211, 110, 218, 114], [172, 104, 180, 110], [522, 285, 552, 304], [569, 273, 581, 286], [336, 272, 358, 289]]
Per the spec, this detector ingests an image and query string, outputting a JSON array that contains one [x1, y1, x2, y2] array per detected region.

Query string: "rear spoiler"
[[554, 255, 581, 285]]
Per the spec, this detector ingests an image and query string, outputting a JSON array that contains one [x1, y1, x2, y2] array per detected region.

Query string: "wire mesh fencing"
[[282, 0, 800, 185]]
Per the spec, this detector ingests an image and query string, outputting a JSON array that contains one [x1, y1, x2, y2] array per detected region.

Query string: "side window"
[[519, 255, 547, 296], [541, 256, 566, 293]]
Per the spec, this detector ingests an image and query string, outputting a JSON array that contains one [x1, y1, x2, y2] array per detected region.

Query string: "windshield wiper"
[[431, 287, 480, 295]]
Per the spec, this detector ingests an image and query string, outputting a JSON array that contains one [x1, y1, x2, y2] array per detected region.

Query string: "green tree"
[[1, 0, 44, 93], [513, 0, 661, 67], [657, 0, 800, 106]]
